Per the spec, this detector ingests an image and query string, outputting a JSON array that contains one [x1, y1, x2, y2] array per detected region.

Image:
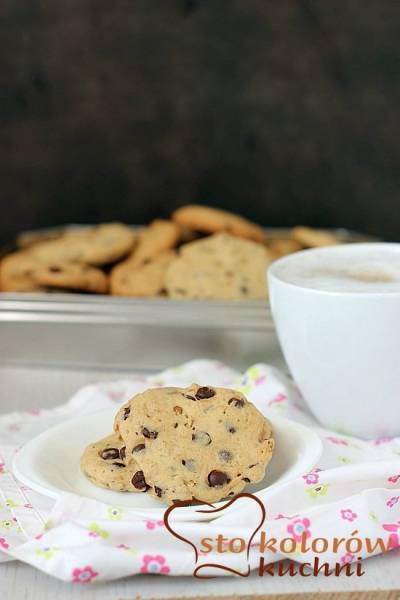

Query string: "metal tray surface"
[[0, 295, 277, 371], [0, 228, 376, 372]]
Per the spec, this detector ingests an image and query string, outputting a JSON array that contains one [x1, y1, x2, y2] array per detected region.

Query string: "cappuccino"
[[273, 244, 400, 293], [268, 242, 400, 438]]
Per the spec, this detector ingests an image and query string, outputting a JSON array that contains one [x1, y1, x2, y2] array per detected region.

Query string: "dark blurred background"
[[0, 0, 399, 244]]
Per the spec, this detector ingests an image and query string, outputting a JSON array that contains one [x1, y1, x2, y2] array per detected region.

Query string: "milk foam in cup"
[[268, 243, 400, 439]]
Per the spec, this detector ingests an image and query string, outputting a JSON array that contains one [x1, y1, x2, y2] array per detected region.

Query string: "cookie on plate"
[[172, 205, 267, 244], [0, 251, 44, 292], [110, 250, 175, 296], [165, 233, 272, 300], [32, 262, 109, 294], [114, 384, 274, 504], [130, 220, 181, 267], [291, 226, 340, 248], [80, 433, 140, 492]]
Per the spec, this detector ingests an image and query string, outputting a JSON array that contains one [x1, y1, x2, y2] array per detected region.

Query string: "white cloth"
[[0, 360, 399, 583]]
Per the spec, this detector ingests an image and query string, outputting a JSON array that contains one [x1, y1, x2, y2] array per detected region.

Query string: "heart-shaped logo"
[[164, 493, 266, 578]]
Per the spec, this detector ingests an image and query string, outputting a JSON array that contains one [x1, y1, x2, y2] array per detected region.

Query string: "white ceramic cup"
[[268, 243, 400, 439]]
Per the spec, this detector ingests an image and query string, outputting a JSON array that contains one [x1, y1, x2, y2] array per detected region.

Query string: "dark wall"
[[0, 0, 399, 244]]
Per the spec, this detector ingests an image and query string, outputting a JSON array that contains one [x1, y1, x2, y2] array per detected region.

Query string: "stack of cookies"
[[80, 384, 275, 504], [0, 204, 341, 299], [0, 223, 136, 293]]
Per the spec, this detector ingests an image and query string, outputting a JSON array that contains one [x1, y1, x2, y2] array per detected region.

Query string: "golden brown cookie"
[[29, 223, 136, 267], [29, 237, 89, 265], [114, 384, 274, 504], [80, 223, 136, 266], [32, 263, 109, 293], [17, 228, 65, 250], [172, 205, 267, 244], [80, 433, 140, 492], [0, 252, 43, 292], [111, 250, 175, 297], [292, 226, 340, 248], [165, 233, 271, 300], [130, 220, 180, 267], [269, 238, 303, 260]]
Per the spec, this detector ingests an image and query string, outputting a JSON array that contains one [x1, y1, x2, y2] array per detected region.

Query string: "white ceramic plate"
[[13, 409, 322, 521]]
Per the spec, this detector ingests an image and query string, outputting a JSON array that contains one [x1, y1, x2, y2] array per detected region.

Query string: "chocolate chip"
[[228, 398, 244, 408], [100, 448, 120, 460], [195, 387, 215, 400], [192, 431, 211, 445], [123, 407, 130, 420], [155, 486, 163, 498], [132, 443, 145, 453], [132, 471, 148, 491], [242, 477, 250, 483], [49, 266, 62, 273], [112, 462, 126, 468], [208, 470, 230, 487], [119, 446, 126, 461], [240, 286, 248, 295], [185, 395, 196, 401], [173, 405, 183, 414], [142, 427, 158, 439], [174, 423, 178, 428], [218, 450, 232, 462], [226, 423, 236, 433], [248, 463, 257, 469]]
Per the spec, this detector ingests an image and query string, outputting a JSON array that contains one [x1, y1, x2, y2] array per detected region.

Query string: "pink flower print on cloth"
[[72, 565, 98, 584], [326, 436, 348, 446], [0, 538, 9, 550], [382, 523, 400, 549], [388, 474, 400, 484], [340, 552, 354, 565], [268, 393, 287, 408], [340, 509, 357, 522], [140, 554, 170, 575], [145, 520, 164, 530], [0, 463, 5, 474], [25, 408, 41, 416], [387, 497, 399, 509], [302, 468, 322, 485], [373, 436, 393, 446], [287, 518, 311, 543]]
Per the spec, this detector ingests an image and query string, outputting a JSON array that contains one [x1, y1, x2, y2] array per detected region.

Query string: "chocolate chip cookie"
[[172, 205, 267, 244], [114, 385, 274, 504], [0, 251, 44, 292], [130, 220, 181, 267], [30, 223, 136, 267], [110, 250, 175, 296], [33, 262, 109, 293], [165, 233, 272, 300], [80, 433, 140, 492], [291, 226, 339, 248]]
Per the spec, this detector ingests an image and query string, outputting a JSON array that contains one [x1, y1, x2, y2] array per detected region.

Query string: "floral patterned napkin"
[[0, 360, 399, 583]]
